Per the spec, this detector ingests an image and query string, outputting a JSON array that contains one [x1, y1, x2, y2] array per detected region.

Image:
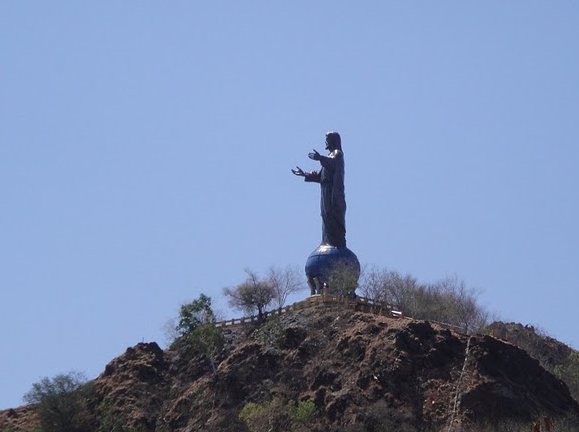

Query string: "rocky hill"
[[2, 303, 578, 432], [486, 321, 574, 370]]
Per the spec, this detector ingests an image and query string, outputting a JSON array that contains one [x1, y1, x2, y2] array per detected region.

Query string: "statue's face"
[[325, 134, 338, 151]]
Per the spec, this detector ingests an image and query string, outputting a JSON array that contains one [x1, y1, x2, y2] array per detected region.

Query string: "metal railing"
[[214, 294, 403, 328]]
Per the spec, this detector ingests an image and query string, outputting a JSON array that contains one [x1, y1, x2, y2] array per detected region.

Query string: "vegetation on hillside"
[[223, 266, 305, 320], [220, 265, 489, 335], [13, 264, 579, 432], [239, 398, 318, 432], [358, 267, 489, 334], [173, 293, 224, 373], [23, 372, 93, 432]]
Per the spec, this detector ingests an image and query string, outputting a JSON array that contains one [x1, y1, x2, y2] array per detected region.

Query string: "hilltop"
[[1, 301, 578, 432]]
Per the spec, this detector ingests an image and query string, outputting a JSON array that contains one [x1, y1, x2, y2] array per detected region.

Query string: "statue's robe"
[[304, 149, 346, 247]]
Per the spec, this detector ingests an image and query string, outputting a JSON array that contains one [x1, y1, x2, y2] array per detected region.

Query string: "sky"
[[1, 1, 579, 409]]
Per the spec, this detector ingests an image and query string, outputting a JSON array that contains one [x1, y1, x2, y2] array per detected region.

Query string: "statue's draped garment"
[[304, 149, 346, 247]]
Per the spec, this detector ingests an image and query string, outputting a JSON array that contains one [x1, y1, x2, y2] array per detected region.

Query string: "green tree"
[[23, 371, 93, 432], [176, 293, 216, 336], [175, 294, 224, 373]]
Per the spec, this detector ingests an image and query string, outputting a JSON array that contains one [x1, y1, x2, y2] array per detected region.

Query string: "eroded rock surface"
[[3, 305, 578, 431]]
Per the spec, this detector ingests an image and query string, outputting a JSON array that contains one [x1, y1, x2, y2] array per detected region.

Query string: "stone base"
[[305, 244, 360, 296]]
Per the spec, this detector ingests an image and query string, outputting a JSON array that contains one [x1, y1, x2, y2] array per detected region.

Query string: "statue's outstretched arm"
[[304, 170, 321, 183], [309, 149, 336, 169], [292, 165, 320, 183], [291, 166, 306, 176]]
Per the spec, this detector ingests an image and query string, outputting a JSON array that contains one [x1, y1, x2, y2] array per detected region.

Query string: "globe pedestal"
[[305, 244, 360, 296]]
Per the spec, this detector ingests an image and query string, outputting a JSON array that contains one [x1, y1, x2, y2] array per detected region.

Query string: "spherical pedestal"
[[305, 244, 360, 296]]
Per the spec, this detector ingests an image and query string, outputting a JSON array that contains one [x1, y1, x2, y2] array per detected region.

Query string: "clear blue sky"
[[1, 2, 578, 409]]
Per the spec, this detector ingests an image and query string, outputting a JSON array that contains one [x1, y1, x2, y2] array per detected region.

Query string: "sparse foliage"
[[224, 269, 275, 320], [190, 323, 225, 373], [384, 271, 419, 313], [359, 268, 488, 333], [253, 315, 285, 347], [359, 268, 418, 312], [23, 371, 93, 432], [435, 276, 489, 334], [358, 266, 389, 303], [268, 265, 305, 309], [327, 265, 359, 296]]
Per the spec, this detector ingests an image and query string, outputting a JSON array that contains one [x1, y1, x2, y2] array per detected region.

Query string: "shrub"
[[174, 294, 224, 373], [239, 398, 318, 432], [288, 399, 318, 425], [23, 371, 93, 432], [239, 398, 289, 432], [253, 316, 285, 348]]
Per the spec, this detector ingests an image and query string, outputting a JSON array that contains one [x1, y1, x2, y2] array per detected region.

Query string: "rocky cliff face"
[[486, 321, 574, 370], [2, 304, 578, 432], [0, 406, 39, 432]]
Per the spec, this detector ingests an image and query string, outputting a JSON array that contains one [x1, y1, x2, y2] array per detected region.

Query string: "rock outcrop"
[[2, 304, 578, 431]]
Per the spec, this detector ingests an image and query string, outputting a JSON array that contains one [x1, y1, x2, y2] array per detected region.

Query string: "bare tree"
[[410, 283, 446, 321], [359, 265, 388, 303], [385, 271, 419, 313], [268, 265, 305, 310], [358, 267, 489, 334], [224, 269, 275, 320], [328, 265, 359, 296], [433, 276, 488, 333], [359, 267, 419, 313]]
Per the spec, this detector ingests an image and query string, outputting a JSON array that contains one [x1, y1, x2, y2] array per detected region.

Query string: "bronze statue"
[[292, 131, 346, 247], [292, 132, 359, 295]]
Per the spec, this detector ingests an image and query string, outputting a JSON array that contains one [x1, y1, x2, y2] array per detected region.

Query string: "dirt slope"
[[2, 304, 578, 432]]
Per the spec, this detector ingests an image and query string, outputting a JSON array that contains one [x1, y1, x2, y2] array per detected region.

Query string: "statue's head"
[[325, 131, 342, 151]]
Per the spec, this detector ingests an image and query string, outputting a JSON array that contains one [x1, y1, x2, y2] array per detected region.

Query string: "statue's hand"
[[308, 149, 321, 161], [291, 166, 305, 176]]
